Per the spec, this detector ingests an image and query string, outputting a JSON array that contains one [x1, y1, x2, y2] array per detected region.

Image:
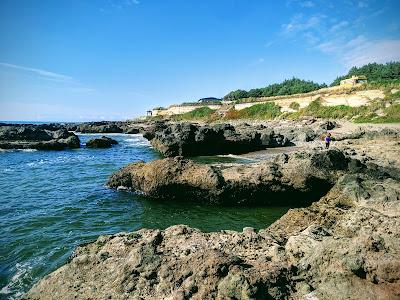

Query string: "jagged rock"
[[0, 124, 80, 150], [74, 121, 124, 133], [145, 123, 291, 157], [86, 136, 118, 148]]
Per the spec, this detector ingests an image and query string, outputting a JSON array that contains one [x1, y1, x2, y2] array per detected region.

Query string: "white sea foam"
[[124, 137, 151, 147], [0, 148, 37, 153], [0, 262, 33, 299]]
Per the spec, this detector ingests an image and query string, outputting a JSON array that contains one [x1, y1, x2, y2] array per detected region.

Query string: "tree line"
[[330, 61, 400, 86], [223, 61, 400, 101]]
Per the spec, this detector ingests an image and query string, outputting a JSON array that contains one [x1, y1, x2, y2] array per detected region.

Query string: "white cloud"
[[330, 21, 349, 32], [282, 14, 326, 34], [281, 1, 398, 69], [300, 1, 315, 8], [0, 62, 95, 93], [0, 62, 73, 82], [317, 36, 400, 68], [358, 1, 368, 8], [344, 39, 400, 67], [126, 0, 139, 4]]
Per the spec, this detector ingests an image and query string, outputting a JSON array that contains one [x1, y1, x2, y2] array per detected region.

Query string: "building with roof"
[[340, 75, 367, 87]]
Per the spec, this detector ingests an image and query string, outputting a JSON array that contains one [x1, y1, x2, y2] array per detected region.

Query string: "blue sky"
[[0, 0, 399, 121]]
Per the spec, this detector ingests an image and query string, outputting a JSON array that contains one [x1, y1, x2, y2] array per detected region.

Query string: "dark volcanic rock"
[[0, 125, 80, 150], [86, 136, 118, 148], [75, 121, 124, 133], [147, 123, 291, 157]]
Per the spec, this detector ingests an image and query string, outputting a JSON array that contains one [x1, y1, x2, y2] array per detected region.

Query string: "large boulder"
[[107, 149, 360, 205], [146, 123, 291, 157], [86, 136, 118, 148], [0, 125, 80, 150]]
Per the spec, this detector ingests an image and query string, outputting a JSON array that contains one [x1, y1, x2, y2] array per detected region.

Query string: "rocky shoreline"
[[0, 123, 80, 150], [25, 167, 400, 299], [2, 119, 398, 299]]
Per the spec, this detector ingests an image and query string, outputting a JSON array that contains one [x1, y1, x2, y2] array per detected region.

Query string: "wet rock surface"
[[86, 136, 118, 148], [0, 124, 80, 150]]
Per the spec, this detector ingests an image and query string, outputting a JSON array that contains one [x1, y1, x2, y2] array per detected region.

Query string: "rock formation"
[[86, 136, 118, 148], [138, 120, 343, 157], [0, 124, 80, 150], [107, 148, 393, 205], [22, 121, 400, 299], [25, 169, 400, 299]]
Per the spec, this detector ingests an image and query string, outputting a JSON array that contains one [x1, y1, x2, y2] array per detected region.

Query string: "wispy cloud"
[[249, 58, 265, 66], [318, 36, 400, 67], [300, 1, 315, 8], [100, 0, 139, 12], [281, 14, 326, 34], [0, 62, 73, 82], [330, 20, 349, 32], [125, 0, 139, 5], [0, 62, 96, 93], [280, 0, 399, 68]]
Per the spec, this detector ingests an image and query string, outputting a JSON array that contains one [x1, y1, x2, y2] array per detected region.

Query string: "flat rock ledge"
[[25, 171, 400, 299]]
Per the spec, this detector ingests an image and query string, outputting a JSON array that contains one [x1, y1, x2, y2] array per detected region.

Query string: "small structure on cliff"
[[197, 97, 222, 103], [340, 75, 367, 87]]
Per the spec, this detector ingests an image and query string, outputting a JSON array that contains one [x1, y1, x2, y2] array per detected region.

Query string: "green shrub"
[[289, 102, 300, 110], [173, 107, 216, 120], [232, 102, 281, 119]]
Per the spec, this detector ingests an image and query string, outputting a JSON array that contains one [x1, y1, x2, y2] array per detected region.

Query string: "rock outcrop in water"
[[25, 169, 400, 299], [69, 121, 148, 134], [0, 124, 80, 150], [86, 136, 118, 148], [107, 148, 392, 205], [68, 121, 122, 133]]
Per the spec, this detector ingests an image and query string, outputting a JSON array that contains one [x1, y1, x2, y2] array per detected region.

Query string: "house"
[[340, 75, 367, 87], [197, 97, 222, 103]]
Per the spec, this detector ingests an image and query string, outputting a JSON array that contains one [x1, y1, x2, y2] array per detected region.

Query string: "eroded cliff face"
[[25, 172, 400, 300]]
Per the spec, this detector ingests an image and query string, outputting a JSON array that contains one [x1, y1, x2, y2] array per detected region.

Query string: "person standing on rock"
[[325, 132, 332, 149]]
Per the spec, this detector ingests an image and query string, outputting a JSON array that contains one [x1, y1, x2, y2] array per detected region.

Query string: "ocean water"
[[0, 134, 290, 299]]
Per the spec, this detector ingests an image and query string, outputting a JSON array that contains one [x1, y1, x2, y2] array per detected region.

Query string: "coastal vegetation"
[[284, 91, 400, 123], [331, 61, 400, 86], [172, 106, 216, 121], [223, 78, 327, 101], [169, 90, 400, 123], [225, 103, 282, 120]]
